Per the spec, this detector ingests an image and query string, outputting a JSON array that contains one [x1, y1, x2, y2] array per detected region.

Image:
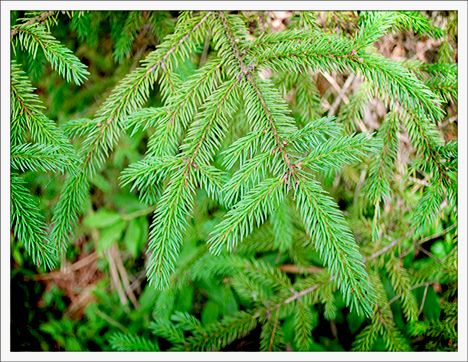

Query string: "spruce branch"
[[385, 256, 419, 322], [254, 32, 444, 125], [12, 22, 89, 84], [361, 111, 401, 240], [10, 62, 75, 158], [11, 143, 68, 173], [11, 174, 58, 269], [147, 77, 242, 289], [53, 12, 213, 255], [209, 177, 287, 255], [10, 11, 57, 38], [395, 11, 445, 39], [145, 167, 195, 289], [300, 132, 375, 173], [175, 272, 331, 351], [213, 13, 377, 316], [295, 176, 376, 316], [353, 271, 411, 351], [109, 332, 159, 351], [355, 11, 397, 50], [286, 116, 342, 153], [293, 300, 317, 349]]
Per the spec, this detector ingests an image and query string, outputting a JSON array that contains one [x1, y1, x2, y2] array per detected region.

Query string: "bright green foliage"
[[295, 177, 376, 316], [11, 10, 457, 352], [12, 14, 89, 84], [11, 174, 57, 269], [10, 20, 86, 266]]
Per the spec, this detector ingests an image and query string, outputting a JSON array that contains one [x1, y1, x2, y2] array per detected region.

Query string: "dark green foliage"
[[109, 332, 159, 351]]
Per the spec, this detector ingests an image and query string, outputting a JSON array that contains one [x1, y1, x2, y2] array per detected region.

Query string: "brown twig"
[[269, 307, 280, 351], [282, 276, 335, 306], [328, 73, 355, 116], [105, 249, 129, 308], [27, 252, 98, 281], [199, 31, 211, 67], [364, 231, 412, 263], [111, 244, 140, 309], [321, 71, 351, 105], [389, 282, 432, 305], [419, 283, 429, 316]]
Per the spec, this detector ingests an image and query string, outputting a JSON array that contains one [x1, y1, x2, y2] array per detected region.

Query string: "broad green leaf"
[[98, 219, 127, 252], [83, 209, 121, 229], [124, 217, 144, 257], [201, 300, 220, 326]]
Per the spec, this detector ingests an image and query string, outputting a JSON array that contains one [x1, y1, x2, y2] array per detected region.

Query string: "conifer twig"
[[282, 276, 335, 306], [278, 264, 323, 274], [328, 73, 355, 116], [95, 308, 129, 333], [321, 71, 351, 105], [418, 283, 429, 315], [389, 281, 432, 305], [269, 307, 280, 351], [106, 249, 129, 308], [364, 231, 413, 262], [112, 244, 140, 309], [10, 11, 56, 37]]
